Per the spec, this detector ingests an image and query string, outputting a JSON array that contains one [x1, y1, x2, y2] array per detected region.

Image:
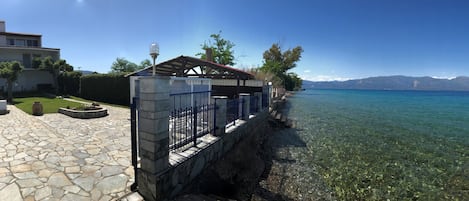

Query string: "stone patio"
[[0, 103, 141, 201]]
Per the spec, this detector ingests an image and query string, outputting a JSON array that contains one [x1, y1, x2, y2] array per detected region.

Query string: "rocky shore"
[[172, 94, 334, 201]]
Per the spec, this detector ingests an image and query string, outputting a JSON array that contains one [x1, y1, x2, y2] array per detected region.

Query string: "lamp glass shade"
[[149, 42, 159, 56]]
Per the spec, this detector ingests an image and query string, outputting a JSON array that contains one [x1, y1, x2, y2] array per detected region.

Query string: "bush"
[[80, 73, 130, 105], [58, 71, 82, 96]]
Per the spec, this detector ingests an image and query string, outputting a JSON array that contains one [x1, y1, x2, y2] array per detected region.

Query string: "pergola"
[[126, 55, 255, 80]]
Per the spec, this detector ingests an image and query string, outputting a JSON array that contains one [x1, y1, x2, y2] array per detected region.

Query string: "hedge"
[[80, 73, 130, 105], [58, 71, 82, 96]]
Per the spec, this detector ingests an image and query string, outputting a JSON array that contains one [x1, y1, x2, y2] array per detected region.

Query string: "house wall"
[[0, 70, 54, 93], [0, 21, 4, 32], [0, 47, 60, 68], [0, 35, 6, 46]]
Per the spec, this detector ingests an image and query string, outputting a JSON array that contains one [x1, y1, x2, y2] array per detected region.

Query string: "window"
[[27, 40, 39, 47], [7, 39, 14, 46], [15, 39, 26, 46]]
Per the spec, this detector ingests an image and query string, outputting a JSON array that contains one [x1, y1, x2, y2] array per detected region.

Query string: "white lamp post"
[[149, 42, 159, 76]]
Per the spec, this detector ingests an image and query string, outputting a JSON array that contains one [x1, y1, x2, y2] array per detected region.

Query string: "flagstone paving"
[[0, 103, 138, 201]]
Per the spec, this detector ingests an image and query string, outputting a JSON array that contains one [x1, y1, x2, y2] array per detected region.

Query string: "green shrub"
[[58, 71, 82, 96], [79, 73, 130, 106]]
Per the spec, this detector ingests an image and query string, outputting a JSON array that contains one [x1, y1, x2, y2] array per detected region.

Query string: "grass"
[[68, 96, 129, 109], [14, 97, 83, 115]]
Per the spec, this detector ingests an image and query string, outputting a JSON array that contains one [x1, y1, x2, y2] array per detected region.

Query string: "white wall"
[[13, 70, 54, 92]]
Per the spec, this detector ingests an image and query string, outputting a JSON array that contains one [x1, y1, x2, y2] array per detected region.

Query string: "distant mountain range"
[[303, 76, 469, 91]]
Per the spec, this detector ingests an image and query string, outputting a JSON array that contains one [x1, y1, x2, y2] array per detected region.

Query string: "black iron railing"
[[169, 91, 216, 151], [250, 95, 259, 114], [262, 92, 269, 108], [226, 98, 241, 127]]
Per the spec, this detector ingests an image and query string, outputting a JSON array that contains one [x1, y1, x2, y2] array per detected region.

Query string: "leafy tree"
[[196, 31, 236, 66], [0, 61, 23, 103], [110, 57, 139, 73], [139, 59, 152, 69], [32, 57, 42, 69], [38, 56, 73, 94], [260, 43, 304, 90]]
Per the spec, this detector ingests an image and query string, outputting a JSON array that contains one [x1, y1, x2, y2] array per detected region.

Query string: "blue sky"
[[2, 0, 469, 81]]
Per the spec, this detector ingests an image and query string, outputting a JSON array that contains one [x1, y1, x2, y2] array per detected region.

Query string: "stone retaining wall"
[[135, 76, 271, 201]]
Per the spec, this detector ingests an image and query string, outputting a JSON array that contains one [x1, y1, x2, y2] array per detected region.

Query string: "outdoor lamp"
[[149, 42, 159, 76]]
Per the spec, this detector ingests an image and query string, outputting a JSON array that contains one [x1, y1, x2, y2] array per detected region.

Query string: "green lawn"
[[69, 96, 129, 109], [14, 97, 83, 115]]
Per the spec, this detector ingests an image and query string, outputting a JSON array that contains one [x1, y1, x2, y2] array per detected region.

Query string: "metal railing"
[[250, 95, 259, 114], [262, 92, 269, 108], [169, 91, 216, 151], [226, 98, 241, 127]]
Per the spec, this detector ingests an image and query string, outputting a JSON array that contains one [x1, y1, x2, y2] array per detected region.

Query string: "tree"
[[196, 31, 236, 66], [38, 56, 73, 94], [0, 61, 23, 103], [139, 59, 151, 69], [110, 57, 139, 73], [260, 43, 304, 90]]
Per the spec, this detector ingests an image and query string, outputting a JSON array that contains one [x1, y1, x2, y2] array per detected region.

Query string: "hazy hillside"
[[303, 76, 469, 91]]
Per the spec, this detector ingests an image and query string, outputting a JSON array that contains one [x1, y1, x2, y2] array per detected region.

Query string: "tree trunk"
[[7, 80, 13, 103]]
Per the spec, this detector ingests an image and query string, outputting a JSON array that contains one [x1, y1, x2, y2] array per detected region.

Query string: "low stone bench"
[[58, 107, 108, 119]]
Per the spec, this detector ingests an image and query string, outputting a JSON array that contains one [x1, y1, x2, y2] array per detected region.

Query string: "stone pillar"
[[254, 92, 262, 112], [239, 93, 250, 120], [137, 76, 170, 201], [211, 96, 227, 136]]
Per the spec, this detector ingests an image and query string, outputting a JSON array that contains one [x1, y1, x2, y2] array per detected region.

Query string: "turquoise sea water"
[[287, 89, 469, 200]]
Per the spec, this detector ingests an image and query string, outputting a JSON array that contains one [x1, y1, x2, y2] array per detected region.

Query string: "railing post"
[[193, 101, 198, 147], [130, 97, 138, 191], [254, 92, 262, 112], [137, 76, 170, 201], [211, 96, 227, 136], [239, 93, 250, 120]]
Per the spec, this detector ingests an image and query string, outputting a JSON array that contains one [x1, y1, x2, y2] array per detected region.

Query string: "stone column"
[[137, 76, 170, 200], [239, 93, 250, 120], [254, 92, 262, 112], [211, 96, 227, 136]]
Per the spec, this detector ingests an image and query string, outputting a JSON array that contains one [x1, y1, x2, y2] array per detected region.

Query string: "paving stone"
[[38, 169, 55, 178], [16, 178, 43, 188], [63, 185, 81, 194], [13, 171, 37, 179], [10, 160, 26, 166], [51, 187, 65, 198], [87, 148, 101, 155], [48, 172, 72, 187], [14, 152, 28, 159], [99, 195, 112, 201], [101, 166, 123, 177], [67, 173, 81, 179], [91, 189, 102, 200], [62, 193, 89, 201], [65, 166, 81, 173], [96, 174, 127, 194], [18, 184, 36, 196], [35, 186, 52, 200], [11, 164, 32, 173], [0, 167, 10, 175], [1, 105, 134, 200], [73, 176, 95, 191], [0, 183, 22, 201], [24, 196, 35, 201], [31, 161, 47, 170]]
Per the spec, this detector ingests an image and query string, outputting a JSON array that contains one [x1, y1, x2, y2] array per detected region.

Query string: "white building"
[[0, 20, 60, 93]]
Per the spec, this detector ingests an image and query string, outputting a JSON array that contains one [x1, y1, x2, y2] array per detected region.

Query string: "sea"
[[276, 89, 469, 200]]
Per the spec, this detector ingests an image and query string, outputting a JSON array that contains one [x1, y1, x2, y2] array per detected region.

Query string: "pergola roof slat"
[[126, 56, 255, 80]]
